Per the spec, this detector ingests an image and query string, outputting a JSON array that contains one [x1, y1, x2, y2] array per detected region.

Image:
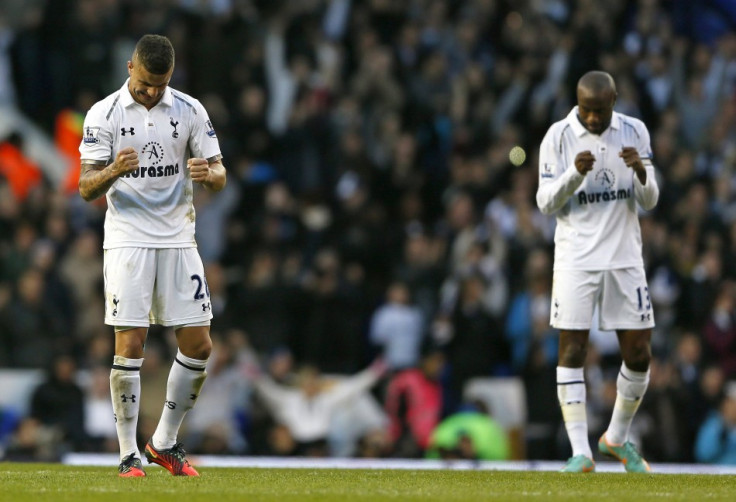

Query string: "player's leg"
[[551, 269, 599, 472], [112, 327, 148, 477], [145, 324, 209, 476], [147, 325, 209, 462], [104, 248, 155, 477], [145, 249, 212, 476], [597, 268, 653, 472], [609, 328, 652, 441], [558, 329, 594, 472]]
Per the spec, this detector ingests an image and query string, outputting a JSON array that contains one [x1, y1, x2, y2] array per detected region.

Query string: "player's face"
[[127, 59, 173, 109], [577, 88, 616, 135]]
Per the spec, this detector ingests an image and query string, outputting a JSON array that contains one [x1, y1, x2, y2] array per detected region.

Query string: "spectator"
[[425, 400, 510, 461], [695, 382, 736, 465], [29, 354, 87, 451], [702, 281, 736, 379], [226, 249, 294, 353], [0, 267, 67, 368], [369, 280, 425, 371], [1, 219, 36, 283], [505, 247, 556, 374], [383, 343, 445, 458], [670, 36, 735, 149], [58, 229, 104, 339], [442, 272, 510, 407], [253, 359, 386, 457], [3, 417, 62, 462], [296, 247, 368, 374], [394, 231, 446, 323]]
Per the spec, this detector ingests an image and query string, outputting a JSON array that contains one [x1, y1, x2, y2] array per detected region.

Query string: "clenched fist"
[[620, 146, 647, 184], [188, 158, 211, 185], [113, 147, 139, 176], [575, 150, 596, 175]]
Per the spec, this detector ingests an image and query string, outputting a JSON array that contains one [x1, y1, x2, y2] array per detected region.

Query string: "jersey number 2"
[[191, 274, 210, 300]]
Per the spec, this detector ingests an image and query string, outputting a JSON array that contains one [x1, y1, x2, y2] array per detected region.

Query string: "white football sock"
[[606, 363, 650, 445], [110, 355, 144, 460], [557, 366, 592, 458], [152, 349, 208, 449]]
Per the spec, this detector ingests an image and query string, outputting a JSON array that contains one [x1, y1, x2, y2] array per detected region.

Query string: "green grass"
[[1, 463, 735, 502]]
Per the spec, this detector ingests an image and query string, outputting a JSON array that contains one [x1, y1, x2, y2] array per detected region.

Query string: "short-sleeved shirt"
[[536, 107, 659, 271], [79, 79, 222, 249]]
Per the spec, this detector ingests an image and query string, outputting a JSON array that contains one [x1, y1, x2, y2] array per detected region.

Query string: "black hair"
[[577, 71, 617, 95], [134, 34, 175, 75]]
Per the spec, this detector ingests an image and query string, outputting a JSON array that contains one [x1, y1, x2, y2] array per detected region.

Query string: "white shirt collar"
[[567, 106, 621, 137], [119, 78, 173, 109]]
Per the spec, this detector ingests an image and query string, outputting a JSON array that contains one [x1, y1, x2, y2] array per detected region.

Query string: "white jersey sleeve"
[[631, 122, 659, 210], [536, 122, 586, 216], [186, 96, 221, 161], [80, 94, 119, 165]]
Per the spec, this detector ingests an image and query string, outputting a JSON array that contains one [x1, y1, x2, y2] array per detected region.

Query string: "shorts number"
[[190, 274, 210, 300], [636, 286, 651, 311]]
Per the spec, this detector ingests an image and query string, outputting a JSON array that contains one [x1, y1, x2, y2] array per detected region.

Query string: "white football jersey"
[[536, 107, 659, 271], [79, 80, 222, 249]]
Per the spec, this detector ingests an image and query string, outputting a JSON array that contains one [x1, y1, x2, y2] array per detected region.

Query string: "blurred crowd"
[[2, 0, 736, 465]]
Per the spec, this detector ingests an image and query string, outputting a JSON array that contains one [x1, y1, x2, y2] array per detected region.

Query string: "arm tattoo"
[[79, 162, 119, 201]]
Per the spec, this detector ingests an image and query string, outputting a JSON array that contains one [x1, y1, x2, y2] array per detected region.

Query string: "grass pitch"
[[1, 463, 735, 502]]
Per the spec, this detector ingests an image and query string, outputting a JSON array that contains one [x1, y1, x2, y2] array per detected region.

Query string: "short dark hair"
[[577, 71, 616, 95], [134, 34, 174, 75]]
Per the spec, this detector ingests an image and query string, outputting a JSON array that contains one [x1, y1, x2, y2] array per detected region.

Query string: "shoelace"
[[168, 443, 191, 465], [119, 454, 140, 472], [623, 442, 643, 461]]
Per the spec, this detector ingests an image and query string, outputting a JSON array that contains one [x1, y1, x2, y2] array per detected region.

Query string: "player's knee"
[[623, 342, 651, 372], [115, 328, 146, 358], [559, 342, 587, 367], [116, 345, 145, 359], [196, 338, 213, 360], [176, 324, 213, 360], [181, 337, 212, 360]]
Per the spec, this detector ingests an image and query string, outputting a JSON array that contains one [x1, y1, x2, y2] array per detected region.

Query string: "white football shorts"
[[550, 267, 655, 331], [103, 247, 213, 327]]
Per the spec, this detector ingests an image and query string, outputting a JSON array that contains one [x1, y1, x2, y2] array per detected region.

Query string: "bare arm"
[[189, 156, 226, 192], [78, 147, 140, 201]]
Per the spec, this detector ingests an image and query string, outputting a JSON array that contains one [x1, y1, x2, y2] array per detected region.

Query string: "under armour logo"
[[640, 313, 651, 321], [112, 296, 119, 317], [121, 393, 136, 403], [121, 127, 135, 136], [202, 302, 211, 312], [190, 393, 198, 401], [170, 117, 179, 138]]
